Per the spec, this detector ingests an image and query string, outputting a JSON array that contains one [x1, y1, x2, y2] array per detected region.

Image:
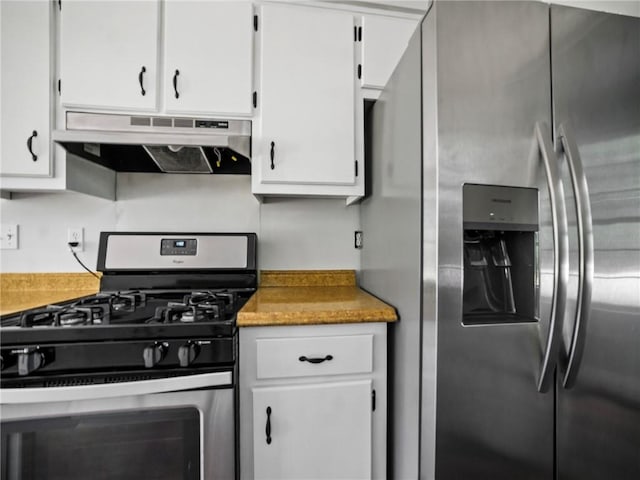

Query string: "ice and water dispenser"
[[463, 184, 539, 325]]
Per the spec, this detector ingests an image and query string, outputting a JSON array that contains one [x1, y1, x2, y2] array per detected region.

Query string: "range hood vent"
[[52, 112, 251, 174]]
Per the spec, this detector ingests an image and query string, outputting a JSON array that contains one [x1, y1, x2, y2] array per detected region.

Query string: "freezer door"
[[551, 6, 640, 480], [431, 2, 556, 479]]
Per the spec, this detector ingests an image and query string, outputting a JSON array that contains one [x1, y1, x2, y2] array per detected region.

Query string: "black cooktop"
[[0, 288, 254, 345]]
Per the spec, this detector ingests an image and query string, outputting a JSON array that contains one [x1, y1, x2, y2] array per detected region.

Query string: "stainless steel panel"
[[552, 6, 640, 479], [433, 2, 554, 478], [66, 152, 116, 200], [1, 380, 235, 480], [104, 234, 249, 270], [360, 26, 423, 480], [463, 184, 539, 230], [65, 112, 252, 135], [420, 8, 438, 478]]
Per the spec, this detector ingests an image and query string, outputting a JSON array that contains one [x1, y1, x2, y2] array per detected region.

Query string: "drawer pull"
[[298, 354, 333, 364], [266, 406, 272, 445]]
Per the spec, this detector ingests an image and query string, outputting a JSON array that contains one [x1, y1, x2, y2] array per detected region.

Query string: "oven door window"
[[1, 408, 200, 480]]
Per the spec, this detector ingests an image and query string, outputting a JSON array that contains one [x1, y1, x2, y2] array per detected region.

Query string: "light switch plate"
[[0, 224, 19, 249]]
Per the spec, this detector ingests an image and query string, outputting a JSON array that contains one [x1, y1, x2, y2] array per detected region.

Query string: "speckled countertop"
[[237, 270, 398, 327], [0, 273, 100, 316], [0, 270, 398, 326]]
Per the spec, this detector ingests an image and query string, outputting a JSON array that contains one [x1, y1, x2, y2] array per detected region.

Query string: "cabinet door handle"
[[173, 69, 180, 99], [270, 141, 275, 170], [299, 355, 333, 364], [27, 130, 38, 161], [265, 406, 272, 445], [138, 66, 146, 96]]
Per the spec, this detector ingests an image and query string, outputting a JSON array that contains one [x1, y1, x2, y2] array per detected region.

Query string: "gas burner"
[[20, 304, 110, 328], [76, 291, 147, 313], [151, 302, 225, 324], [184, 290, 237, 314]]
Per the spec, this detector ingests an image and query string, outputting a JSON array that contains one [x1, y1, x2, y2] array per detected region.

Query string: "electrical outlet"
[[68, 227, 84, 252], [0, 224, 19, 249], [354, 230, 363, 249]]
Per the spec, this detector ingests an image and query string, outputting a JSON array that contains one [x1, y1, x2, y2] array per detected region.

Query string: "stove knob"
[[143, 342, 168, 368], [17, 348, 46, 376], [178, 342, 201, 367]]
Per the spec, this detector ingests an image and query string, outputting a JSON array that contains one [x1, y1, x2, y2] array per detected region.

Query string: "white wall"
[[0, 173, 360, 273], [544, 1, 640, 17], [376, 0, 640, 18]]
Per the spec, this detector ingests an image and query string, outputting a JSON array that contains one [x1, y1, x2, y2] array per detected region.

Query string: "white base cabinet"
[[240, 322, 387, 480], [252, 380, 372, 480]]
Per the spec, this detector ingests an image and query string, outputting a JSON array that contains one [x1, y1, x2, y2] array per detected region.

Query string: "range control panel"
[[160, 238, 197, 256]]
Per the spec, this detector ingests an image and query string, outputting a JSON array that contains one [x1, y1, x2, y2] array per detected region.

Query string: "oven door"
[[0, 371, 234, 480]]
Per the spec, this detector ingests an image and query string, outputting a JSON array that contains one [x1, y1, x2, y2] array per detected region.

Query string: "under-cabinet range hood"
[[52, 112, 251, 174]]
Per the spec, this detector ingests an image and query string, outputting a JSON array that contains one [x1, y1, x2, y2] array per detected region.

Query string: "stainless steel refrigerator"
[[360, 2, 639, 479]]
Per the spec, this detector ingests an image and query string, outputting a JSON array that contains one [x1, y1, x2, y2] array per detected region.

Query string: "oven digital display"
[[161, 238, 197, 256]]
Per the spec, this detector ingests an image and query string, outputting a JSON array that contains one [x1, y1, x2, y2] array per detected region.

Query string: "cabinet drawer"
[[256, 334, 373, 379]]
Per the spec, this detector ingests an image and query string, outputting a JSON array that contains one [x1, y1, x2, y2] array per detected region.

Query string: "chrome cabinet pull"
[[558, 123, 594, 389], [535, 121, 569, 393], [27, 130, 38, 161], [298, 355, 333, 364], [173, 69, 180, 99], [138, 66, 146, 96]]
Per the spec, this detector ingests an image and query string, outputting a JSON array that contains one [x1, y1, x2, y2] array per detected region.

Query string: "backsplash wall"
[[0, 173, 360, 273]]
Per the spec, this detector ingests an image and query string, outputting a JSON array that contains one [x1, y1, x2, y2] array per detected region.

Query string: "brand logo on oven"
[[491, 198, 512, 204], [172, 259, 185, 264]]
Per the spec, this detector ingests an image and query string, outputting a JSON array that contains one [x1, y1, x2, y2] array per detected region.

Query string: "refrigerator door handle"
[[558, 123, 594, 389], [535, 121, 569, 393]]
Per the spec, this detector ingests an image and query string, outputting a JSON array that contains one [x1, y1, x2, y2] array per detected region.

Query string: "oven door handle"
[[0, 371, 232, 404]]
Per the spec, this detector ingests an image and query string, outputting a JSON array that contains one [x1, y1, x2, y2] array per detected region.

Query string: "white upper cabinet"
[[360, 14, 418, 90], [0, 0, 52, 177], [59, 1, 253, 116], [163, 1, 253, 115], [254, 4, 361, 197], [59, 1, 160, 111]]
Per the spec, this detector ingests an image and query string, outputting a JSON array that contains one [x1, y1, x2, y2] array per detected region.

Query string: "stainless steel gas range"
[[0, 232, 257, 480]]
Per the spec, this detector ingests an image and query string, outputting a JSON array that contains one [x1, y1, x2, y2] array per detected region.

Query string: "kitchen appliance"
[[0, 232, 257, 480], [52, 111, 252, 174], [361, 2, 639, 479]]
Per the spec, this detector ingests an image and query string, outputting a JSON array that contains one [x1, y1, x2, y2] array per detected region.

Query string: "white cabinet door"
[[360, 15, 418, 89], [59, 1, 159, 111], [252, 380, 372, 480], [163, 1, 253, 115], [257, 4, 356, 186], [0, 0, 52, 177]]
